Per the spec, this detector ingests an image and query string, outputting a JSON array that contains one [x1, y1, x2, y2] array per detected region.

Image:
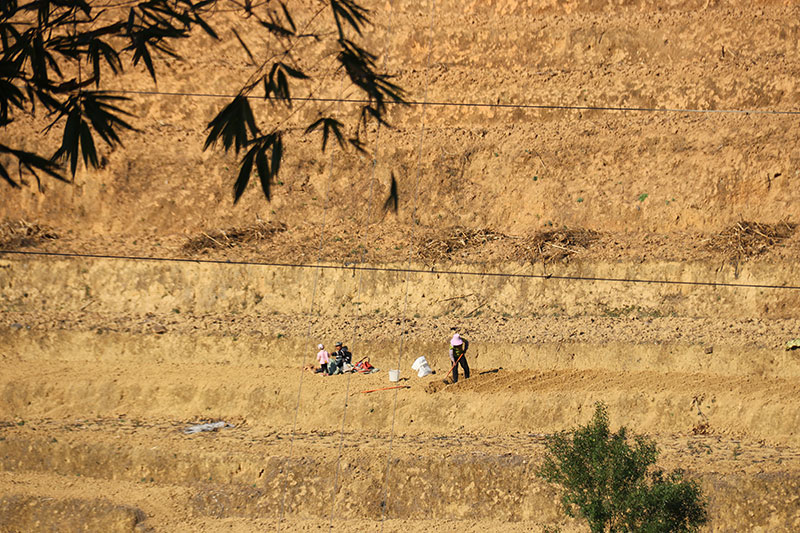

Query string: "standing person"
[[316, 344, 330, 374], [448, 333, 470, 383]]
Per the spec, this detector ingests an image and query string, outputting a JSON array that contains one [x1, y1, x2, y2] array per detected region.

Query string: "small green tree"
[[538, 403, 708, 533]]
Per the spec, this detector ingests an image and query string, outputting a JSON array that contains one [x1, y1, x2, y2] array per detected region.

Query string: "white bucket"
[[388, 369, 400, 382], [412, 356, 432, 377]]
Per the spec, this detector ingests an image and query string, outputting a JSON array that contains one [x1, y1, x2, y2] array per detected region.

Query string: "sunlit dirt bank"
[[2, 254, 800, 531], [4, 0, 800, 530]]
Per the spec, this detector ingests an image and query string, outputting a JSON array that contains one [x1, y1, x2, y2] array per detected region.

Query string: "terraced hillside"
[[3, 0, 800, 531]]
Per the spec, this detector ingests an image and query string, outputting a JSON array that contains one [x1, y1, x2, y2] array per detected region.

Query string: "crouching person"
[[328, 342, 344, 375], [328, 341, 354, 374], [333, 341, 352, 365]]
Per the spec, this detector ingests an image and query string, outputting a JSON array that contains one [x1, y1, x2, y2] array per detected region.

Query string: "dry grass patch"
[[0, 219, 58, 249], [415, 227, 507, 264], [517, 228, 599, 264], [183, 221, 286, 254], [410, 226, 600, 266], [707, 221, 796, 260]]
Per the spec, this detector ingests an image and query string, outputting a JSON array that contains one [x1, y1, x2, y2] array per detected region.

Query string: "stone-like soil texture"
[[2, 0, 800, 531]]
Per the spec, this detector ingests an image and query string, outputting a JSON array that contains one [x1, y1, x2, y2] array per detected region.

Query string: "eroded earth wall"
[[2, 1, 800, 236], [3, 1, 800, 531]]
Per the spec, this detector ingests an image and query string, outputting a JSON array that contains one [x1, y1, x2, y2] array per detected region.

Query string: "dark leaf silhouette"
[[82, 93, 135, 146], [348, 136, 367, 154], [232, 133, 281, 203], [204, 95, 259, 155], [270, 133, 282, 182], [231, 28, 255, 65], [305, 117, 345, 152], [52, 93, 134, 177], [279, 2, 296, 33], [263, 62, 308, 105], [259, 20, 294, 38], [0, 142, 67, 187], [234, 145, 256, 203], [330, 0, 369, 37], [255, 145, 271, 200], [383, 172, 398, 213], [3, 0, 405, 206]]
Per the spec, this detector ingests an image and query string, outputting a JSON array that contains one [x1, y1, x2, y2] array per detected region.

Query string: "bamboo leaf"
[[255, 146, 270, 200], [231, 28, 255, 65], [58, 105, 81, 176], [382, 172, 398, 213], [330, 0, 370, 37], [259, 20, 293, 38], [0, 142, 67, 183], [279, 2, 296, 33], [270, 133, 282, 182], [233, 147, 256, 203], [280, 62, 307, 80], [204, 96, 258, 154], [304, 117, 344, 152], [276, 69, 289, 102], [0, 162, 18, 187], [78, 119, 98, 168]]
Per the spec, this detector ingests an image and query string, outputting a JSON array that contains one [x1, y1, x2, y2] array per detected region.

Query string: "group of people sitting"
[[316, 342, 353, 375], [314, 332, 470, 381]]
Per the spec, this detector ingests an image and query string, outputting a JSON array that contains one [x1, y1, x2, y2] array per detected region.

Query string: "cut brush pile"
[[0, 219, 58, 249], [517, 228, 599, 264], [706, 221, 796, 261], [182, 221, 286, 254], [415, 227, 507, 265]]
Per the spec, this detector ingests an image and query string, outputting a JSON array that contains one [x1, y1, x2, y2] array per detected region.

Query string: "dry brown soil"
[[3, 0, 800, 531]]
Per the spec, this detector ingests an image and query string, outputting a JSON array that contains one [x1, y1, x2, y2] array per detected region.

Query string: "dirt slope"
[[3, 0, 800, 531], [2, 0, 800, 241]]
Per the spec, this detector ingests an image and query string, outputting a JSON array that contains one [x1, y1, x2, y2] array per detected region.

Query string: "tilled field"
[[4, 0, 800, 530], [2, 419, 800, 532], [3, 307, 800, 531]]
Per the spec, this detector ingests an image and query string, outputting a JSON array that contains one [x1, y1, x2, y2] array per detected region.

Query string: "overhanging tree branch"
[[2, 0, 407, 205]]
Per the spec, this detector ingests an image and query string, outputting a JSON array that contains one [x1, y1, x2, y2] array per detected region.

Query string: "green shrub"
[[538, 403, 707, 533]]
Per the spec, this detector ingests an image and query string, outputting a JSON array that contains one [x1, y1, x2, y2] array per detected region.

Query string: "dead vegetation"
[[182, 221, 286, 254], [415, 227, 506, 264], [706, 221, 796, 260], [413, 226, 599, 265], [0, 219, 58, 249], [517, 228, 599, 264]]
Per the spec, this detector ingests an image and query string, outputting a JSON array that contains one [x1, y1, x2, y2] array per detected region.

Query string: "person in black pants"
[[448, 333, 470, 383], [334, 342, 352, 365], [328, 341, 353, 374]]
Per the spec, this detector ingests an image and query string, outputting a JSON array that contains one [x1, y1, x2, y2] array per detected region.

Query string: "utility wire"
[[275, 80, 344, 533], [107, 88, 800, 116], [327, 5, 398, 531], [379, 1, 437, 529], [2, 249, 799, 291]]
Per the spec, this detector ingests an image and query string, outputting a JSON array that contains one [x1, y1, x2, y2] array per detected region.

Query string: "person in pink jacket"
[[316, 344, 330, 374]]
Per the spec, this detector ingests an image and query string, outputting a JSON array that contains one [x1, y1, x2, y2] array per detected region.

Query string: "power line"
[[379, 0, 438, 528], [331, 7, 396, 530], [108, 88, 800, 116], [2, 249, 798, 291], [92, 0, 270, 12], [276, 79, 345, 533]]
